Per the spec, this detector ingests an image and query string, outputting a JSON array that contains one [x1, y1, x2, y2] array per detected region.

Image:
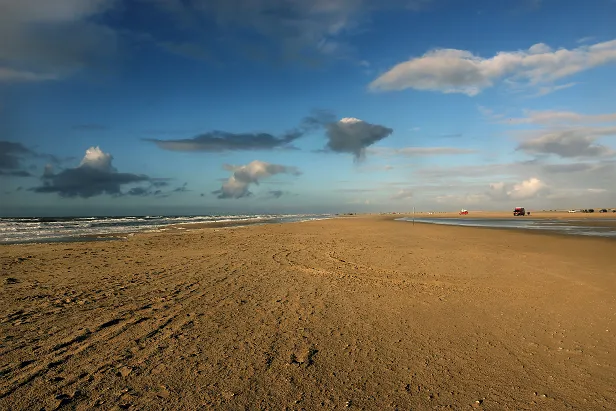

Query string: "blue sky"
[[1, 0, 615, 216]]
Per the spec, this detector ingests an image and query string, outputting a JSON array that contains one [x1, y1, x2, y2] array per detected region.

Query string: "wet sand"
[[1, 215, 615, 410]]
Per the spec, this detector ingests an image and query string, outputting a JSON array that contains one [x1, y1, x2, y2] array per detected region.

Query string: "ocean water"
[[0, 214, 333, 245], [396, 217, 616, 238]]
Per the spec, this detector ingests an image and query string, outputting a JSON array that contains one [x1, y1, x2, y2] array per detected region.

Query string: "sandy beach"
[[1, 215, 615, 410]]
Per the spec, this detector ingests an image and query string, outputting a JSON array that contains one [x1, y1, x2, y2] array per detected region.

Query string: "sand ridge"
[[1, 216, 615, 409]]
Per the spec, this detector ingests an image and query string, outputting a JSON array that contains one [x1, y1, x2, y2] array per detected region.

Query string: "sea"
[[396, 217, 616, 238], [0, 214, 333, 245]]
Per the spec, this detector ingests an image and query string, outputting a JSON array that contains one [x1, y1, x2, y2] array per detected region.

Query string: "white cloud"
[[436, 177, 547, 206], [369, 39, 616, 95], [79, 146, 114, 172], [489, 177, 548, 200], [391, 189, 413, 200], [528, 43, 552, 54], [214, 160, 301, 199]]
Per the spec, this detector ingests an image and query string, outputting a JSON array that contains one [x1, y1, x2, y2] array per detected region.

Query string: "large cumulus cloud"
[[214, 160, 301, 199], [31, 146, 154, 198]]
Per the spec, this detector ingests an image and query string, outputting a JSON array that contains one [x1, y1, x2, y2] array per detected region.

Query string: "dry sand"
[[1, 215, 615, 410]]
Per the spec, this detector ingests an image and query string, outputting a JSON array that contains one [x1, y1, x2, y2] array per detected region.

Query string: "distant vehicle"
[[513, 207, 526, 216], [589, 209, 595, 213], [459, 209, 468, 215], [568, 210, 577, 213], [600, 209, 608, 213]]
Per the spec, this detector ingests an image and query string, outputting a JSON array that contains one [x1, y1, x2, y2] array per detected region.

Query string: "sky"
[[1, 0, 616, 217]]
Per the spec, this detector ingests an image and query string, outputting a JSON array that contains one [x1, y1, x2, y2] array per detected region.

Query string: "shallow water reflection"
[[396, 217, 616, 238]]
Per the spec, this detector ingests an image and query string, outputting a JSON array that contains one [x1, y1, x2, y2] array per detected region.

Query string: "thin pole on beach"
[[413, 206, 415, 225]]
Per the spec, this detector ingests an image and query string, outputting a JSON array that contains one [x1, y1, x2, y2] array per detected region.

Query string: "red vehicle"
[[513, 207, 526, 216], [459, 209, 469, 215]]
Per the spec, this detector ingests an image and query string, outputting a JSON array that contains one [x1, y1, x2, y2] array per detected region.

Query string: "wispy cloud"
[[478, 108, 616, 159], [517, 127, 616, 158], [577, 36, 595, 44], [505, 109, 616, 125], [139, 0, 437, 65], [336, 188, 377, 193], [391, 189, 413, 200], [146, 112, 333, 152], [0, 68, 57, 82], [532, 82, 577, 97], [369, 146, 476, 156]]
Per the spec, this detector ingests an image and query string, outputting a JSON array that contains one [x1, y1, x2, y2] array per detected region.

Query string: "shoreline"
[[4, 212, 616, 246], [395, 210, 616, 219], [0, 215, 334, 246]]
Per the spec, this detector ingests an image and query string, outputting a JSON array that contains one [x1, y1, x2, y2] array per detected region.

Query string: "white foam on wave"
[[0, 214, 335, 244]]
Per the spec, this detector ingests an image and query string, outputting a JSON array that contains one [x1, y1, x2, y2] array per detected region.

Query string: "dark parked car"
[[600, 209, 608, 213]]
